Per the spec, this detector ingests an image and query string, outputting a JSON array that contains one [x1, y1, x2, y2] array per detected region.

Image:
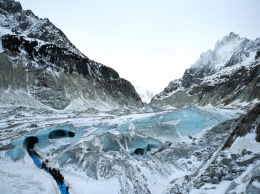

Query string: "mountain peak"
[[226, 32, 240, 40], [191, 32, 252, 72], [214, 32, 244, 51]]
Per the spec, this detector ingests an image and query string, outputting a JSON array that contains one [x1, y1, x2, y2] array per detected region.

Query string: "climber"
[[42, 161, 46, 169]]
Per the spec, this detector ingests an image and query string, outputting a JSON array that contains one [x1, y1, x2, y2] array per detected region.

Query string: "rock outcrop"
[[222, 103, 260, 148]]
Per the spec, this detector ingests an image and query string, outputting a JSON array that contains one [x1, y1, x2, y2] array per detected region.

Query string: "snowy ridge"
[[151, 32, 260, 109], [191, 32, 252, 71]]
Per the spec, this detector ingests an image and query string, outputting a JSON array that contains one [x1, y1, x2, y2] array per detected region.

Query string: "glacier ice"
[[4, 106, 238, 194], [6, 147, 25, 161], [115, 107, 228, 141], [6, 107, 231, 163], [100, 133, 163, 157], [6, 125, 78, 161]]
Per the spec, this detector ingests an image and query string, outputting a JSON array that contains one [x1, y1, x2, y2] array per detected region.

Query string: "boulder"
[[224, 173, 235, 181], [215, 171, 222, 178], [247, 150, 253, 155], [220, 157, 233, 166], [196, 182, 205, 189], [231, 153, 240, 159], [241, 148, 247, 156], [201, 176, 211, 183], [30, 124, 38, 128], [236, 155, 259, 166], [211, 176, 219, 184]]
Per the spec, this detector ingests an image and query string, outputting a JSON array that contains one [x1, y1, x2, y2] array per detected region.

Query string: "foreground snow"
[[0, 154, 58, 194]]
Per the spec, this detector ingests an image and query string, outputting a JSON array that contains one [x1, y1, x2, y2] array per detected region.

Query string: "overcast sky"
[[18, 0, 260, 92]]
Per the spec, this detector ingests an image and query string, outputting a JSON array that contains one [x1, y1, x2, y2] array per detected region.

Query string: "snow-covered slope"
[[150, 32, 260, 109], [0, 0, 143, 111], [135, 86, 156, 103]]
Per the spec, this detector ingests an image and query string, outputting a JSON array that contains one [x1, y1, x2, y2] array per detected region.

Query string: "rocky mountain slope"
[[150, 32, 260, 109], [0, 0, 143, 110]]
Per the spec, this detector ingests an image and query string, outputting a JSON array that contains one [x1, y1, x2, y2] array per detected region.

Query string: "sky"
[[18, 0, 260, 93]]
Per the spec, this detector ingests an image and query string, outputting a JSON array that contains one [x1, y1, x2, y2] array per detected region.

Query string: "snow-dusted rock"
[[224, 173, 235, 181], [220, 157, 233, 166], [236, 155, 259, 166], [150, 32, 260, 109], [201, 176, 211, 183]]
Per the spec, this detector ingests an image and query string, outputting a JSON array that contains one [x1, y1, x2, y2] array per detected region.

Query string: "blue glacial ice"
[[115, 107, 230, 140], [7, 107, 233, 161], [6, 125, 82, 160], [100, 133, 163, 157], [6, 147, 25, 161]]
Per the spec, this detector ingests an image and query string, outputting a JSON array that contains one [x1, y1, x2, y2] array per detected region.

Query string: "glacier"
[[6, 106, 234, 161], [1, 105, 249, 194]]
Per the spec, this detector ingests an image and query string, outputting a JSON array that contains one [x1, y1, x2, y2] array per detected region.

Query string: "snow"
[[252, 180, 260, 188], [64, 171, 121, 194], [0, 155, 59, 194], [135, 86, 156, 103], [229, 131, 260, 155]]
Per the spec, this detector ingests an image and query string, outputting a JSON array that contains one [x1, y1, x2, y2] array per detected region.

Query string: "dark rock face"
[[255, 50, 260, 59], [223, 103, 260, 149], [256, 122, 260, 142], [0, 0, 22, 14], [0, 0, 143, 110]]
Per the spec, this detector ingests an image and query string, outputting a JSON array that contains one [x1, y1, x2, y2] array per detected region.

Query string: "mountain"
[[150, 32, 260, 109], [135, 86, 156, 103], [0, 0, 143, 110]]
